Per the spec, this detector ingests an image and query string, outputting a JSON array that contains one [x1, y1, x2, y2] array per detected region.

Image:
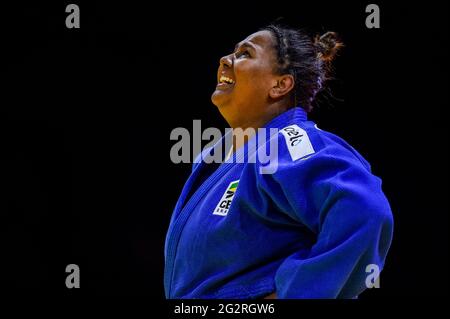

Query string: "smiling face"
[[211, 30, 292, 129]]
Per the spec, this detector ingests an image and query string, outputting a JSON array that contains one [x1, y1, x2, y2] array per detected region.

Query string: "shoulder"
[[270, 121, 372, 173]]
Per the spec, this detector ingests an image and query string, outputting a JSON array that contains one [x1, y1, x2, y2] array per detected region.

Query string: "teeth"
[[219, 76, 235, 84]]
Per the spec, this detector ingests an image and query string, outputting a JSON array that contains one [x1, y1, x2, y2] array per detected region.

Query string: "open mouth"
[[217, 75, 235, 86]]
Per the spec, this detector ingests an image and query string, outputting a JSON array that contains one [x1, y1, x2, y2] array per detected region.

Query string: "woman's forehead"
[[237, 30, 275, 49]]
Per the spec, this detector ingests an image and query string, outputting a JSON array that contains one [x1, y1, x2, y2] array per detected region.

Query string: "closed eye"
[[235, 49, 251, 59]]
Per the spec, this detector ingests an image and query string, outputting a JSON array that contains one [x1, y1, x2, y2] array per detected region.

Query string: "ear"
[[269, 74, 295, 99]]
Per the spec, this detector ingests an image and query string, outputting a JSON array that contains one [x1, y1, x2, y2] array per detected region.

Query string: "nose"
[[219, 53, 233, 68]]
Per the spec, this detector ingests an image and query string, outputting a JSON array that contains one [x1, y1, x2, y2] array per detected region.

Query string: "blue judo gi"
[[164, 106, 394, 299]]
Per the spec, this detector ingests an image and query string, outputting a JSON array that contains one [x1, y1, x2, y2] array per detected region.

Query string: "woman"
[[164, 24, 393, 299]]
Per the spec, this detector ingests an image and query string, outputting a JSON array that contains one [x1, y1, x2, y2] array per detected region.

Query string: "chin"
[[211, 90, 229, 108]]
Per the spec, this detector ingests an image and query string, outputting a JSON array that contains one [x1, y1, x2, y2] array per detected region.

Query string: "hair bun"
[[315, 31, 343, 62]]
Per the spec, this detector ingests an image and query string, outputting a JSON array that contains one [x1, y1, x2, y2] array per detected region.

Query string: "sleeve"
[[264, 144, 394, 298]]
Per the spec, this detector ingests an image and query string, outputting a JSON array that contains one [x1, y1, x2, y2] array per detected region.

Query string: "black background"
[[1, 0, 448, 300]]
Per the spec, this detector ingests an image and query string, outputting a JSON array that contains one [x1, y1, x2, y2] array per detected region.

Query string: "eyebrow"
[[234, 41, 256, 52]]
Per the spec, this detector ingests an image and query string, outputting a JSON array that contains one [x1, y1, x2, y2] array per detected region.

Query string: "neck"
[[227, 100, 291, 130], [225, 100, 291, 154]]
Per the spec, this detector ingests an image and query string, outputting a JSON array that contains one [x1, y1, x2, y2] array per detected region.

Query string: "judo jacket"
[[164, 106, 394, 299]]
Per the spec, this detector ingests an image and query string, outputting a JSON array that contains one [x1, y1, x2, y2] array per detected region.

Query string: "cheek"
[[234, 61, 273, 91]]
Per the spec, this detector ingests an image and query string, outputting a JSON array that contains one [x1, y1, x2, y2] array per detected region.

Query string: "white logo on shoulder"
[[280, 124, 315, 161], [213, 180, 239, 216]]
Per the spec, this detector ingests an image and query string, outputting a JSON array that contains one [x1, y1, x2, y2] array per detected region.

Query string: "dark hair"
[[262, 24, 343, 111]]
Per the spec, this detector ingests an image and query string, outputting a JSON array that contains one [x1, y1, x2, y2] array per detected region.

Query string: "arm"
[[265, 146, 394, 298]]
